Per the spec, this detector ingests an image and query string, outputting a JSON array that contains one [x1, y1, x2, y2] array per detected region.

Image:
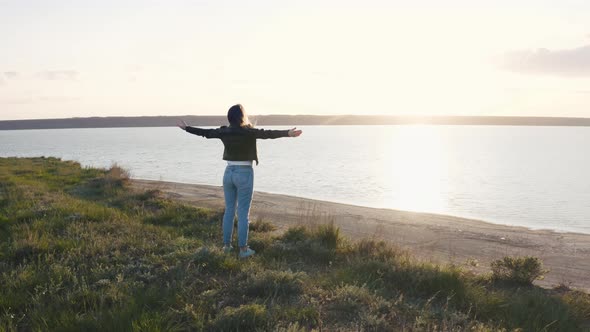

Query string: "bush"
[[491, 256, 548, 285]]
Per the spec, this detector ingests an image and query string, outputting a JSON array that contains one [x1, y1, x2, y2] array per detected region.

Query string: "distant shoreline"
[[2, 115, 590, 130]]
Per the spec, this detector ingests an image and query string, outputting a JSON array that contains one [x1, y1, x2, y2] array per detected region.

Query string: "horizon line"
[[2, 114, 590, 122]]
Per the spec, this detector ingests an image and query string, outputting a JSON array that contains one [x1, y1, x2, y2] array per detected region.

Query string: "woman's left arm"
[[253, 127, 302, 139]]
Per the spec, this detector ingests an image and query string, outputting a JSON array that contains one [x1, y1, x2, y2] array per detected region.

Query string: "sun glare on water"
[[380, 126, 449, 214]]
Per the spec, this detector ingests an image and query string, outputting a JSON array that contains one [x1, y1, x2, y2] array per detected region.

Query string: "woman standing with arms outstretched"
[[178, 104, 302, 258]]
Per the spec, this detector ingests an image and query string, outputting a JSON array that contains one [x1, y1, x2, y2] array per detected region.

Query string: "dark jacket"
[[185, 125, 290, 164]]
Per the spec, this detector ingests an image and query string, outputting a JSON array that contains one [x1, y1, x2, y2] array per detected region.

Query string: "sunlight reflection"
[[381, 125, 449, 213]]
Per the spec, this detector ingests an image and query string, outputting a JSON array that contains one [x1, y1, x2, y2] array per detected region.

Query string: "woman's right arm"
[[177, 120, 221, 139]]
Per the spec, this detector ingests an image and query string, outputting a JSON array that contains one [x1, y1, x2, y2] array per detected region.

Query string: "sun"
[[381, 125, 449, 214]]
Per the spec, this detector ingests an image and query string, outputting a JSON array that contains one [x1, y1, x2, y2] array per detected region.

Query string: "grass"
[[1, 157, 589, 331]]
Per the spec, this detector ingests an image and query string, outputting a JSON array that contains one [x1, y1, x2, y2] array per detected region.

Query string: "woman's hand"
[[288, 127, 302, 137], [177, 120, 188, 130]]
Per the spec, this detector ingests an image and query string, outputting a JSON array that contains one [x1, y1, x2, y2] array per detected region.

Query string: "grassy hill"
[[1, 157, 589, 331]]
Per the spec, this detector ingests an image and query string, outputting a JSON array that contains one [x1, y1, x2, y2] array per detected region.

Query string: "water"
[[1, 125, 589, 234]]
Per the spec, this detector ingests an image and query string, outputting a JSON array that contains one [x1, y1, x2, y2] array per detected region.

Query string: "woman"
[[178, 104, 302, 258]]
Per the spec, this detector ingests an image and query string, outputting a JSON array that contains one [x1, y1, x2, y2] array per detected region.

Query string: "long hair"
[[227, 104, 252, 128]]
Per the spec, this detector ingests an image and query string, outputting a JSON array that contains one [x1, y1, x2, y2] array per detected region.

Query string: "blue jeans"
[[222, 165, 254, 248]]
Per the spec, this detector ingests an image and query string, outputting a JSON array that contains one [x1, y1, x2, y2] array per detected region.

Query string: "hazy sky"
[[1, 0, 589, 120]]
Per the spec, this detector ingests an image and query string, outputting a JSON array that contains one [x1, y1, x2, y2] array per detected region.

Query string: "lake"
[[1, 125, 589, 234]]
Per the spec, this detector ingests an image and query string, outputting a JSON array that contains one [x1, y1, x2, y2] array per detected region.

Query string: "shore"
[[132, 179, 590, 291]]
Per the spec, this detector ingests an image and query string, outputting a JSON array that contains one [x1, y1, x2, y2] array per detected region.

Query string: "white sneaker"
[[239, 247, 255, 259]]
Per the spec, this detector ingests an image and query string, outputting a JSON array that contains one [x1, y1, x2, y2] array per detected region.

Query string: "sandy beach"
[[132, 179, 590, 291]]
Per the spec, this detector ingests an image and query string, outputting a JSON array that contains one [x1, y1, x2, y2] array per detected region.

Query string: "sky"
[[1, 0, 589, 120]]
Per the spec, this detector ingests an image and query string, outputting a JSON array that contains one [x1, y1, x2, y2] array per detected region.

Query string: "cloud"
[[0, 71, 19, 85], [36, 70, 79, 80], [0, 96, 80, 105], [500, 44, 590, 77], [37, 96, 81, 102], [3, 71, 19, 79], [0, 97, 34, 105]]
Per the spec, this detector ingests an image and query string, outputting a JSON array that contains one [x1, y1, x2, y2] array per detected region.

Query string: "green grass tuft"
[[313, 221, 341, 250], [244, 269, 307, 299], [210, 304, 269, 331], [249, 218, 277, 232], [325, 284, 393, 330]]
